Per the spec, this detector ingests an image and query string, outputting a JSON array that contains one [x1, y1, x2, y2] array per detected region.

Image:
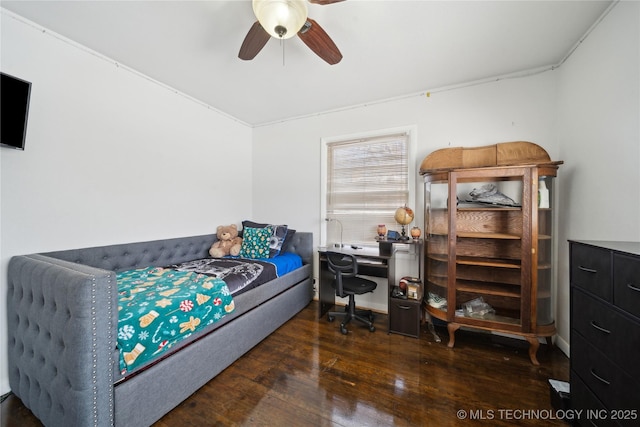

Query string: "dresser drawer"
[[571, 288, 640, 380], [614, 253, 640, 319], [571, 332, 640, 411], [571, 243, 612, 301], [570, 371, 621, 427]]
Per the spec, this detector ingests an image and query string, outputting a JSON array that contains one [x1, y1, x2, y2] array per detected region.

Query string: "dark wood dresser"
[[569, 240, 640, 426]]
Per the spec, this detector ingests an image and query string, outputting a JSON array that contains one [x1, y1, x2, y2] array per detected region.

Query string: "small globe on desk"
[[394, 205, 414, 240]]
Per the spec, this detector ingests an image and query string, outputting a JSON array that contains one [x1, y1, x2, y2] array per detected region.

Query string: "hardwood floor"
[[1, 301, 569, 426]]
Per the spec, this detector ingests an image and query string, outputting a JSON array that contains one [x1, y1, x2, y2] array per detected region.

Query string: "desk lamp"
[[325, 218, 343, 248]]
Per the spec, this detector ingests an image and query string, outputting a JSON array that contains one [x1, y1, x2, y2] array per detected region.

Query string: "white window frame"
[[320, 125, 418, 247]]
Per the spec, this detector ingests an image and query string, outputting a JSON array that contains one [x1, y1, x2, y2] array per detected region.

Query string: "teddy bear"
[[209, 224, 243, 258]]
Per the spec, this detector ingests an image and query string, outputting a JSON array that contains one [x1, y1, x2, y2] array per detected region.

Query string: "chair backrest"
[[326, 251, 358, 297]]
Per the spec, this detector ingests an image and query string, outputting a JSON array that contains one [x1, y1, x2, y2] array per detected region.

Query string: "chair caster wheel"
[[340, 325, 348, 335], [327, 315, 335, 322], [369, 325, 376, 332]]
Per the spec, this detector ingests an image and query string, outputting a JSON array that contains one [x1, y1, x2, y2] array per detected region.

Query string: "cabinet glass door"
[[424, 175, 449, 321], [536, 175, 554, 326]]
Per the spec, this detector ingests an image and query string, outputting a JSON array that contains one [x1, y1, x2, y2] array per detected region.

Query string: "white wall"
[[0, 11, 253, 395], [252, 72, 559, 312], [554, 1, 640, 353]]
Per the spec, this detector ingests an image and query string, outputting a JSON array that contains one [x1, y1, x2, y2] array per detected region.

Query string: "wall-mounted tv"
[[1, 72, 32, 150]]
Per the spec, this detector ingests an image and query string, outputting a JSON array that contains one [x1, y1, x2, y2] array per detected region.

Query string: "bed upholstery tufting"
[[7, 232, 313, 426]]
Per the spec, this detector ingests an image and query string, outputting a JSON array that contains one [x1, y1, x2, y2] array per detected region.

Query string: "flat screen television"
[[1, 72, 32, 150]]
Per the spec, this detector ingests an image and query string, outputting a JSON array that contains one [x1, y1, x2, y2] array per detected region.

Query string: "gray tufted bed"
[[7, 231, 313, 426]]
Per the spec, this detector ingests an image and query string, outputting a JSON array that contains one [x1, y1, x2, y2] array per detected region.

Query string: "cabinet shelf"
[[456, 281, 521, 298], [454, 313, 521, 328], [457, 206, 522, 211], [456, 256, 520, 269], [427, 253, 448, 262], [427, 254, 522, 270], [434, 206, 524, 212], [425, 304, 447, 320], [458, 231, 521, 239], [426, 277, 448, 290]]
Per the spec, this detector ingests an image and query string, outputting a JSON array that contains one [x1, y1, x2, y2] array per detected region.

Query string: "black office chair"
[[326, 251, 377, 334]]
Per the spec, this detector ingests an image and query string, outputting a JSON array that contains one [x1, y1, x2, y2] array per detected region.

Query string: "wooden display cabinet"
[[420, 142, 562, 365]]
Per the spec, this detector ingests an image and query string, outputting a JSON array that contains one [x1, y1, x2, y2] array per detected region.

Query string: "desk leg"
[[319, 259, 335, 319]]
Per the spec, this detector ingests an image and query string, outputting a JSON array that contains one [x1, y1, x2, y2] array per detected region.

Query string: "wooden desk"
[[318, 246, 394, 318]]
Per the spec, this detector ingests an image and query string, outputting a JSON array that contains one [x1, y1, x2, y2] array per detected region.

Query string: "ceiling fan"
[[238, 0, 344, 65]]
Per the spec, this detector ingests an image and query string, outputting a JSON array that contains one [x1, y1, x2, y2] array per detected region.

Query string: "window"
[[321, 127, 416, 246]]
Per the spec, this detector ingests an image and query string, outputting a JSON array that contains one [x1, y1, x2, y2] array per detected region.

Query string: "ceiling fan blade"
[[297, 19, 342, 65], [308, 0, 346, 5], [238, 21, 270, 60]]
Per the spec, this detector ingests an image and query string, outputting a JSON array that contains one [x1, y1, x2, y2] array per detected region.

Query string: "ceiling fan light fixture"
[[252, 0, 308, 40]]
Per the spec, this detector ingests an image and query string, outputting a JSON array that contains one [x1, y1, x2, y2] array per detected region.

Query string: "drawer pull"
[[579, 265, 598, 274], [398, 305, 411, 310], [590, 369, 611, 386], [627, 283, 640, 293], [590, 321, 611, 334]]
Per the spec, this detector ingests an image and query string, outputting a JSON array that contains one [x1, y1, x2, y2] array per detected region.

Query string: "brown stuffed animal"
[[209, 224, 243, 258]]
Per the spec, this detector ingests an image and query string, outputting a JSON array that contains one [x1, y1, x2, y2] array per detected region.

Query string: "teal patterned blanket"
[[116, 266, 235, 373]]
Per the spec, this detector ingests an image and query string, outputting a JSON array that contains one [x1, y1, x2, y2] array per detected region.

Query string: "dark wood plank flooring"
[[1, 301, 569, 426]]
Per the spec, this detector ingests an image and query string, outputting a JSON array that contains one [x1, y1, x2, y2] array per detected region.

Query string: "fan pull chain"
[[281, 38, 286, 66]]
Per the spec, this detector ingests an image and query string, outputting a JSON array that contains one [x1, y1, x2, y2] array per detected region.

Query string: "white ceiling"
[[2, 0, 614, 126]]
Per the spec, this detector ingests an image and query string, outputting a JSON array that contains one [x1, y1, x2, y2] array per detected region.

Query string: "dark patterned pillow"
[[280, 229, 296, 253], [239, 226, 272, 259], [242, 220, 289, 258]]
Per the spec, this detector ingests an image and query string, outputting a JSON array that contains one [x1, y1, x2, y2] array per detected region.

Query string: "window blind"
[[326, 132, 409, 245]]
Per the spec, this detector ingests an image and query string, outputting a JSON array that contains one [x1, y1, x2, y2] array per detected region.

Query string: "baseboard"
[[554, 334, 570, 358]]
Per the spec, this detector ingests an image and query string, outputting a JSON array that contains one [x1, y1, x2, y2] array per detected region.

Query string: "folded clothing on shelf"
[[428, 292, 447, 309]]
